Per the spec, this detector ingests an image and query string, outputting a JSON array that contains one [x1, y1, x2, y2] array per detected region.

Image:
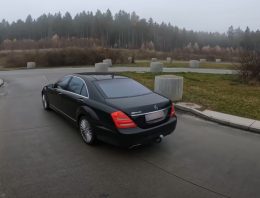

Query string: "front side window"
[[56, 76, 71, 90], [67, 77, 84, 95]]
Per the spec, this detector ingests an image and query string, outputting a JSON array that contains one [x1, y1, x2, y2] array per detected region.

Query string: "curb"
[[175, 103, 260, 134]]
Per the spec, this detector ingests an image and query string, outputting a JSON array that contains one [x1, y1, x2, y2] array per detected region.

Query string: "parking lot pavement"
[[1, 69, 260, 198]]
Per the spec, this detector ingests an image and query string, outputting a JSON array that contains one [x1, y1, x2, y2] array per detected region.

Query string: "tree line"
[[0, 10, 259, 52]]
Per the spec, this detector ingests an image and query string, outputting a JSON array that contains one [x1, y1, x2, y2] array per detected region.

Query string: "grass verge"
[[120, 72, 260, 120]]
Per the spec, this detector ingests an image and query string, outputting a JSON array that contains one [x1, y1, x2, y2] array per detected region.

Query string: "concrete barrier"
[[27, 62, 36, 69], [0, 79, 3, 87], [95, 63, 109, 72], [154, 75, 183, 101], [128, 57, 133, 63], [200, 59, 207, 63], [166, 57, 172, 63], [189, 60, 199, 68], [103, 59, 112, 67], [150, 62, 163, 73]]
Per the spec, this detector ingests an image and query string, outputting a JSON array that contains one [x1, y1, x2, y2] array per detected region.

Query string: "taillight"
[[170, 103, 176, 117], [111, 111, 137, 129]]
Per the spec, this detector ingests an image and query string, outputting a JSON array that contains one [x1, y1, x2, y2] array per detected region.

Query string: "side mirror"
[[53, 83, 57, 88]]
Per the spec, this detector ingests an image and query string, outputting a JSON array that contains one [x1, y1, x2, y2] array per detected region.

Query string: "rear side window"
[[56, 76, 71, 90], [67, 77, 84, 95], [95, 78, 151, 98], [81, 85, 89, 97]]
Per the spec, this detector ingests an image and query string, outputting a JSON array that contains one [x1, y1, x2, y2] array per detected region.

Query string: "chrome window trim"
[[56, 75, 90, 99], [131, 107, 169, 117], [58, 89, 89, 100]]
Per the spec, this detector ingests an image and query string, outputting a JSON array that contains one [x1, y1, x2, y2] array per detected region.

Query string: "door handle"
[[58, 92, 63, 95]]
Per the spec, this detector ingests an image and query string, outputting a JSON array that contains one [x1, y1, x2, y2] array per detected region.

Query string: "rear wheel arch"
[[76, 107, 99, 127], [77, 108, 97, 126]]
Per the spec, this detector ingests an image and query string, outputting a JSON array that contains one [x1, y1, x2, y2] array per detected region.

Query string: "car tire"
[[79, 116, 96, 145], [42, 93, 50, 110]]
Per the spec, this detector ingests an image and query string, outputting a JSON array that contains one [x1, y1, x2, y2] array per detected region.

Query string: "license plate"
[[145, 111, 164, 122]]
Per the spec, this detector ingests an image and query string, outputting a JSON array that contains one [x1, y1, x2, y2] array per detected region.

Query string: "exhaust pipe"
[[155, 135, 164, 143]]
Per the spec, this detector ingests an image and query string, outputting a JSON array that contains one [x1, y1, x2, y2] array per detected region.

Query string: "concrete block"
[[0, 79, 3, 87], [128, 57, 133, 63], [200, 59, 207, 63], [154, 75, 183, 101], [166, 57, 172, 63], [150, 62, 163, 73], [27, 62, 36, 69], [103, 59, 112, 67], [95, 63, 108, 72], [189, 60, 199, 68]]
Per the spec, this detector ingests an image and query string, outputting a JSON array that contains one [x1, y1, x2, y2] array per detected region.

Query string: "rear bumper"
[[96, 117, 177, 147]]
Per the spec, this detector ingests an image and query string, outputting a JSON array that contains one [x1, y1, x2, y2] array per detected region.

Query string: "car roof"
[[74, 72, 128, 81]]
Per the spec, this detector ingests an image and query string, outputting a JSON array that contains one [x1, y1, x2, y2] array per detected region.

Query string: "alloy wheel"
[[42, 94, 48, 109], [80, 118, 94, 144]]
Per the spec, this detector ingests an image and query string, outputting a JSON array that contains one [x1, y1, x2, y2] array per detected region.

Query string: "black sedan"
[[42, 73, 177, 147]]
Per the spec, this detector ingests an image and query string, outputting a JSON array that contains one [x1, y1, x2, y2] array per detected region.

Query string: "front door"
[[49, 76, 72, 110]]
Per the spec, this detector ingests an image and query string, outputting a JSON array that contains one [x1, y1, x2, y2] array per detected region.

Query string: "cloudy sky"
[[0, 0, 259, 32]]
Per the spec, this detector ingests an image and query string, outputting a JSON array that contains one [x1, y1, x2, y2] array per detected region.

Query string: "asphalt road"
[[0, 69, 260, 198]]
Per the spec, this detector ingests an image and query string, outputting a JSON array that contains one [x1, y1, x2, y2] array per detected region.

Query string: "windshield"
[[95, 78, 152, 98]]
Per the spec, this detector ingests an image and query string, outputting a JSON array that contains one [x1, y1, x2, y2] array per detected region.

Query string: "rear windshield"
[[95, 78, 152, 98]]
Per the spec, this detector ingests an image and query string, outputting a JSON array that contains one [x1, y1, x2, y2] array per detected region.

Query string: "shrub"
[[2, 48, 129, 67], [5, 52, 32, 67], [238, 51, 260, 82]]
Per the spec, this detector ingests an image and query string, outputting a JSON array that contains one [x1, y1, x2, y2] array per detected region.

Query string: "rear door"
[[61, 76, 88, 120]]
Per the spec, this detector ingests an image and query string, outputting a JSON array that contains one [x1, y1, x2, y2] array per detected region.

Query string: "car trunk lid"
[[106, 93, 171, 129]]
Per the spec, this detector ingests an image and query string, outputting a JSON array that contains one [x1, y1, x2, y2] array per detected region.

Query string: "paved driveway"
[[0, 69, 259, 198]]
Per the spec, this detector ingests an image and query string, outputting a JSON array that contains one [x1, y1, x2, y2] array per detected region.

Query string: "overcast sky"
[[0, 0, 259, 33]]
